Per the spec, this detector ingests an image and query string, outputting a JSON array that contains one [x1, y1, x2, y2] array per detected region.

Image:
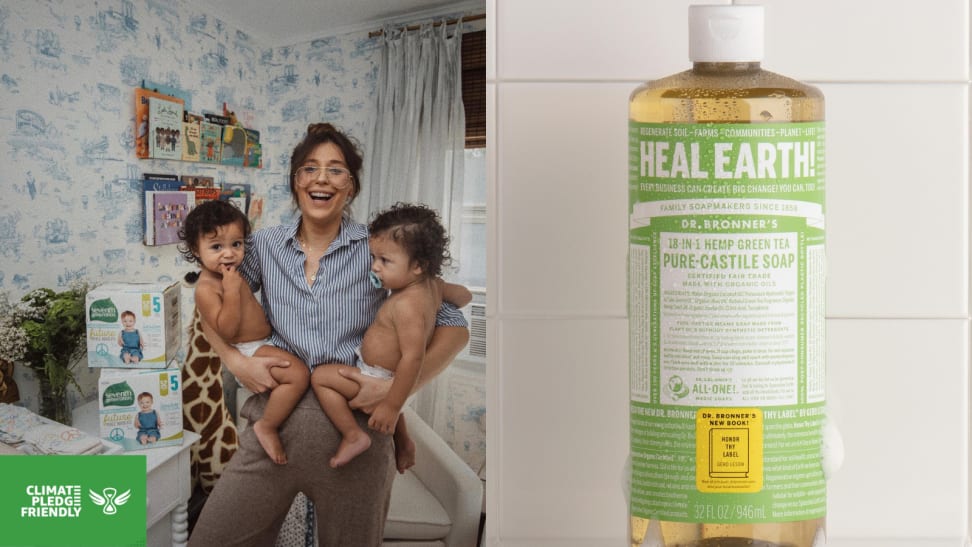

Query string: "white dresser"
[[73, 400, 200, 547]]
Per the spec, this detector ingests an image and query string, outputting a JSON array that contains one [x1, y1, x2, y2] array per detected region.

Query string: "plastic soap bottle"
[[627, 5, 826, 546]]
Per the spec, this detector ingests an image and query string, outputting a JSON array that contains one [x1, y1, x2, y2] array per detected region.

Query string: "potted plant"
[[0, 282, 91, 425]]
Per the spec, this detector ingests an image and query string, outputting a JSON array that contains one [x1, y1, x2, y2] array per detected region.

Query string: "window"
[[454, 148, 486, 292], [462, 30, 486, 148], [453, 28, 487, 293]]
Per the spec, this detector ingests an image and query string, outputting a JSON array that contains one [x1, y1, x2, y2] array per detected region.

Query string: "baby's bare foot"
[[253, 419, 287, 464], [394, 435, 416, 474], [330, 430, 371, 468]]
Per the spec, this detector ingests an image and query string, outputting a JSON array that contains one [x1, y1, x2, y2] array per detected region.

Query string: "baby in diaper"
[[310, 203, 471, 471], [179, 200, 308, 465]]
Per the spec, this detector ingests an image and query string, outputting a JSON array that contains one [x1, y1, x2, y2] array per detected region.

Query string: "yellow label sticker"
[[696, 408, 763, 493]]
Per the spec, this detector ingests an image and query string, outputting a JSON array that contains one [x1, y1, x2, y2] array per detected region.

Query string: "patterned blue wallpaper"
[[1, 0, 483, 414]]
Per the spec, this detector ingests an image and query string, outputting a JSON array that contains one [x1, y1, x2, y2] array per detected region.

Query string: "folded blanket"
[[21, 423, 104, 455], [0, 403, 45, 444], [0, 403, 103, 455]]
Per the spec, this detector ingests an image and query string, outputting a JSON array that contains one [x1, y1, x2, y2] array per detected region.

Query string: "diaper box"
[[98, 365, 183, 451], [86, 282, 180, 367]]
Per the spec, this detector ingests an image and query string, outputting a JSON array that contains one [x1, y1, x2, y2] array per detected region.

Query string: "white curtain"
[[359, 21, 465, 264]]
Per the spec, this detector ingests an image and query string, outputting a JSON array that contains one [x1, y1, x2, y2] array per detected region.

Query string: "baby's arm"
[[195, 277, 245, 341], [117, 331, 123, 347], [439, 279, 472, 308], [368, 298, 430, 434], [156, 410, 163, 428]]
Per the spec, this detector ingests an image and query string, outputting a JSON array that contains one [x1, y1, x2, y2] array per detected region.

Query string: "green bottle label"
[[628, 121, 826, 523]]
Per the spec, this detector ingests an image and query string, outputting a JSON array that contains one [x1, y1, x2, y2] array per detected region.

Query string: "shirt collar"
[[288, 216, 368, 254]]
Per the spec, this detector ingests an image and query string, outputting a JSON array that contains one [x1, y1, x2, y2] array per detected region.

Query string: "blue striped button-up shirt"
[[241, 217, 466, 369]]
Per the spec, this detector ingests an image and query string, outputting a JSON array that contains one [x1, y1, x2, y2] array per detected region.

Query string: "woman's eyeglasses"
[[294, 165, 353, 189]]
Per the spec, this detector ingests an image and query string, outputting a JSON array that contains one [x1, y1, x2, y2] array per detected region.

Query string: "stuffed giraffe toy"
[[182, 309, 238, 494]]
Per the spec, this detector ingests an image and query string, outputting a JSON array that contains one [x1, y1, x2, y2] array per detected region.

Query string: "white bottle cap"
[[689, 4, 764, 62]]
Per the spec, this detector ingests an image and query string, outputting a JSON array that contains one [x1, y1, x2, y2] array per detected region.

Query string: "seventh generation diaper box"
[[85, 282, 180, 368], [98, 365, 183, 451]]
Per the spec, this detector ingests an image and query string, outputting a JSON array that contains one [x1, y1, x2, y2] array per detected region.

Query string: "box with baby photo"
[[98, 364, 183, 451], [85, 282, 181, 367]]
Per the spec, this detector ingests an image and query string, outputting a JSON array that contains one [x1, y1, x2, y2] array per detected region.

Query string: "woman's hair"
[[177, 200, 251, 282], [368, 202, 451, 278], [289, 123, 363, 207]]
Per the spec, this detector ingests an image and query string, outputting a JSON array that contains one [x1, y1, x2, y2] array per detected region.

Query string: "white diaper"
[[355, 347, 394, 379], [233, 337, 272, 357]]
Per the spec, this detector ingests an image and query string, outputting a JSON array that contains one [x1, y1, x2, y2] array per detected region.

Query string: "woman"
[[188, 123, 469, 546]]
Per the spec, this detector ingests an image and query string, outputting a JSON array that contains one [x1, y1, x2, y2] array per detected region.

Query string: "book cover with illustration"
[[142, 79, 192, 111], [219, 183, 251, 214], [180, 175, 215, 188], [186, 186, 221, 205], [148, 96, 184, 160], [182, 119, 201, 162], [220, 124, 247, 166], [142, 178, 183, 245], [147, 190, 195, 246], [179, 176, 219, 205], [199, 122, 223, 164], [134, 88, 184, 159], [244, 128, 262, 167]]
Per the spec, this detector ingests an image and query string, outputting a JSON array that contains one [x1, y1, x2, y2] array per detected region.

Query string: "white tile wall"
[[489, 0, 971, 544], [826, 319, 969, 538]]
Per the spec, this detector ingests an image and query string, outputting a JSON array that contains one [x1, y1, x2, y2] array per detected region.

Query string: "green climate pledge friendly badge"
[[0, 455, 146, 547]]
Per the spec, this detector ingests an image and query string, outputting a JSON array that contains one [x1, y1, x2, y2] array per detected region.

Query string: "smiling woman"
[[186, 122, 471, 546]]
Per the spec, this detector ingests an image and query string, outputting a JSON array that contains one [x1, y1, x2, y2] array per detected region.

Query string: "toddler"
[[312, 202, 471, 469], [179, 200, 309, 464]]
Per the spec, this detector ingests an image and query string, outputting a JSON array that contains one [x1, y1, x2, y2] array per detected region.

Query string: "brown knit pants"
[[188, 389, 395, 547]]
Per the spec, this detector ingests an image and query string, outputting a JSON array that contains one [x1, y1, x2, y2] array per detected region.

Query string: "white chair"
[[235, 387, 483, 547]]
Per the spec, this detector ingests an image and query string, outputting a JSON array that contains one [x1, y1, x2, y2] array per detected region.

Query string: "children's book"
[[146, 190, 195, 246], [142, 172, 180, 182], [199, 122, 223, 164], [142, 178, 185, 245], [244, 141, 262, 168], [149, 96, 184, 160], [186, 186, 221, 205], [220, 125, 247, 166], [203, 112, 232, 126], [134, 89, 184, 159], [180, 175, 215, 188], [182, 120, 201, 162], [219, 183, 251, 214], [243, 129, 262, 167], [141, 80, 192, 112]]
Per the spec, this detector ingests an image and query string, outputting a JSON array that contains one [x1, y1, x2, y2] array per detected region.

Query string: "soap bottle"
[[627, 5, 826, 546]]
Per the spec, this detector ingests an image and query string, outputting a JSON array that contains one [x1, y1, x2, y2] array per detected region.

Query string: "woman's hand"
[[201, 319, 289, 394], [338, 367, 392, 413], [231, 353, 291, 394]]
